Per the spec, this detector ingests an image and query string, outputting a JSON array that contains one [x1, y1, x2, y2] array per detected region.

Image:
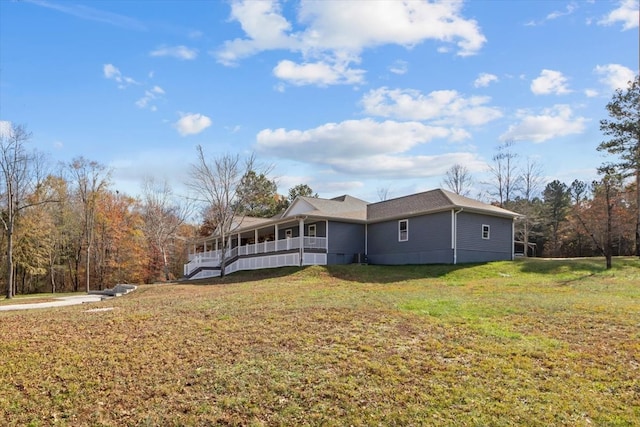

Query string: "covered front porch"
[[184, 217, 328, 279]]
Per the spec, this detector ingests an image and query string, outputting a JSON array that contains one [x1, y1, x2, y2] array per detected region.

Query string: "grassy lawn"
[[1, 257, 638, 426]]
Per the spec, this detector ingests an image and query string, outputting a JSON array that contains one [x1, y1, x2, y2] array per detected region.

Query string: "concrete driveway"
[[0, 294, 106, 311]]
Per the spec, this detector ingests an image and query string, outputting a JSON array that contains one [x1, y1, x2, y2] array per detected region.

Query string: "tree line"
[[0, 126, 197, 298]]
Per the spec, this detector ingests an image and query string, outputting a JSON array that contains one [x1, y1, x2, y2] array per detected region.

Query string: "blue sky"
[[1, 0, 638, 203]]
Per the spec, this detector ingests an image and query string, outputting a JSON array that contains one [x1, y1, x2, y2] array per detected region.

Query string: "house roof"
[[290, 194, 369, 221], [197, 189, 518, 240], [367, 188, 519, 221]]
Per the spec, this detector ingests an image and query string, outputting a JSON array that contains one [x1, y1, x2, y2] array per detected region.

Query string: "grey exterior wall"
[[277, 221, 327, 239], [456, 212, 513, 263], [327, 221, 365, 265], [366, 211, 453, 265]]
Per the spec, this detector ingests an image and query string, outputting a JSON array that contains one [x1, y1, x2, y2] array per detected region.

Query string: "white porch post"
[[274, 224, 279, 250], [326, 220, 329, 251], [299, 217, 304, 266], [254, 229, 258, 244]]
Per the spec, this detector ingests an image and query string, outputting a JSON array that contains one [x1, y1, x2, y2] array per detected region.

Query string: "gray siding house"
[[184, 189, 519, 279]]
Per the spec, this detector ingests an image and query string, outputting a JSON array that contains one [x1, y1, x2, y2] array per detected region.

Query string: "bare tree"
[[67, 157, 110, 293], [516, 158, 544, 256], [487, 141, 521, 208], [141, 177, 191, 281], [443, 164, 473, 196], [376, 186, 391, 201], [0, 124, 53, 298], [187, 146, 268, 277]]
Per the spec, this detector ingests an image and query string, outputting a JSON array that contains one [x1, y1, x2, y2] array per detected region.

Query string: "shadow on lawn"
[[516, 256, 639, 275], [180, 263, 485, 286], [324, 263, 485, 284]]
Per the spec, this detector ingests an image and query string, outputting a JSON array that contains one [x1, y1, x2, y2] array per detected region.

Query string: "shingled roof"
[[290, 194, 369, 221], [367, 189, 519, 221]]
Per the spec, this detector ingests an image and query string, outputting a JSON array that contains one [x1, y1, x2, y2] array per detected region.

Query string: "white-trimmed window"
[[399, 219, 409, 242], [482, 224, 490, 240], [308, 224, 316, 238], [285, 229, 292, 239]]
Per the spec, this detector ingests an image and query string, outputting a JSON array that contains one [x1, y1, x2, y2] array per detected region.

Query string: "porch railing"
[[184, 237, 327, 277]]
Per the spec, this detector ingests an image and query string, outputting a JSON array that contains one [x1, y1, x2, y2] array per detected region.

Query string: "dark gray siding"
[[456, 212, 512, 263], [367, 211, 453, 265], [327, 221, 365, 265], [277, 221, 327, 239]]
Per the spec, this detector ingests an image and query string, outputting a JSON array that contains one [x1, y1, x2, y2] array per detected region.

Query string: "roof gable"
[[282, 194, 369, 221], [283, 198, 316, 217]]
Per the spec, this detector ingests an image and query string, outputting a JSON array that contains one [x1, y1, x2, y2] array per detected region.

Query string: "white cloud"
[[546, 2, 577, 20], [530, 69, 571, 95], [389, 60, 408, 75], [103, 63, 138, 88], [216, 0, 486, 85], [257, 119, 457, 160], [361, 87, 502, 126], [0, 120, 12, 138], [474, 73, 498, 88], [594, 63, 636, 91], [216, 0, 296, 66], [256, 118, 486, 178], [584, 88, 599, 97], [598, 0, 639, 30], [25, 0, 146, 31], [329, 153, 487, 178], [150, 45, 198, 60], [136, 85, 166, 110], [174, 113, 212, 136], [500, 104, 588, 143], [273, 59, 365, 86]]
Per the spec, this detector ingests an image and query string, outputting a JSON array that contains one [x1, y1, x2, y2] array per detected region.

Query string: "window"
[[399, 219, 408, 242], [308, 224, 316, 237], [482, 224, 490, 240], [285, 229, 292, 239]]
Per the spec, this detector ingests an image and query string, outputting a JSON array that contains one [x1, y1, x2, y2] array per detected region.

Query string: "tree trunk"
[[606, 182, 613, 270], [85, 244, 91, 292], [5, 228, 13, 299]]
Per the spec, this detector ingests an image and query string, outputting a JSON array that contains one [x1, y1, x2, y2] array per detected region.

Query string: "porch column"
[[274, 224, 279, 250], [326, 220, 329, 251], [299, 217, 304, 266]]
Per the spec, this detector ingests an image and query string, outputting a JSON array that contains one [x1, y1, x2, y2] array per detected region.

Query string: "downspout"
[[325, 219, 329, 261], [453, 208, 463, 264], [512, 219, 515, 260], [364, 223, 368, 256]]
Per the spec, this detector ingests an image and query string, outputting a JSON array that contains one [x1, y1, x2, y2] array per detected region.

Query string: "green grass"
[[1, 257, 639, 426]]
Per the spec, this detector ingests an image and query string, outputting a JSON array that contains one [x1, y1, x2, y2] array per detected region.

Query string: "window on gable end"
[[482, 224, 490, 240], [399, 219, 409, 242]]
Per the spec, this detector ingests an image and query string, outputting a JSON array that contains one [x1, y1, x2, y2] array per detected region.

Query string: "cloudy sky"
[[1, 0, 638, 202]]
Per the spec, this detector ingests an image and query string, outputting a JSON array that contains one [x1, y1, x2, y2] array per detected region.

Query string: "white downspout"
[[453, 208, 463, 264]]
